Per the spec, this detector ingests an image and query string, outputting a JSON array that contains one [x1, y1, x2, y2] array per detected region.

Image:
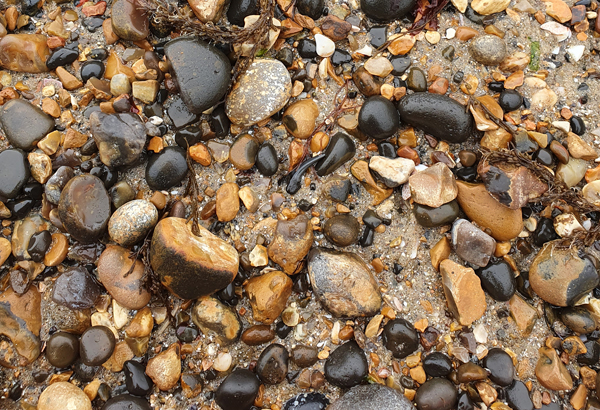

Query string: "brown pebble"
[[43, 233, 68, 267], [216, 182, 240, 222], [146, 343, 181, 391], [245, 270, 293, 324], [550, 140, 570, 164], [458, 150, 477, 167], [241, 325, 275, 346]]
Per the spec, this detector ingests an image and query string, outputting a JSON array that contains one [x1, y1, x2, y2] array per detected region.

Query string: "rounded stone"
[[108, 200, 158, 247], [0, 34, 50, 74], [0, 149, 30, 199], [560, 307, 597, 334], [476, 260, 516, 302], [406, 67, 427, 92], [255, 143, 279, 176], [58, 175, 111, 244], [124, 360, 154, 396], [0, 98, 55, 151], [324, 341, 368, 388], [46, 331, 80, 368], [483, 348, 514, 387], [37, 382, 92, 410], [296, 0, 325, 19], [358, 96, 399, 140], [414, 378, 458, 410], [285, 393, 329, 410], [422, 352, 452, 377], [102, 395, 151, 410], [314, 132, 356, 177], [291, 345, 319, 368], [227, 0, 258, 25], [360, 0, 416, 22], [241, 325, 275, 346], [192, 296, 242, 346], [256, 343, 289, 385], [283, 99, 320, 139], [111, 0, 149, 41], [329, 384, 413, 410], [229, 133, 259, 170], [382, 318, 419, 359], [80, 60, 105, 83], [215, 368, 260, 410], [323, 214, 361, 247], [469, 35, 507, 66], [145, 146, 188, 191], [499, 90, 523, 112], [505, 381, 534, 410], [413, 200, 460, 228], [80, 326, 116, 366], [52, 267, 102, 310]]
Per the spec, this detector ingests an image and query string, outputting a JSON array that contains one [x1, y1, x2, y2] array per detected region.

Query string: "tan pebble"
[[37, 382, 92, 410], [430, 236, 451, 271], [388, 35, 415, 55], [149, 191, 166, 210], [0, 238, 11, 266], [125, 307, 153, 338], [238, 186, 259, 213], [508, 293, 538, 335], [146, 344, 181, 391], [28, 152, 52, 184], [410, 366, 426, 384], [456, 26, 479, 41], [216, 182, 240, 222], [103, 341, 134, 372], [439, 259, 487, 326], [535, 346, 573, 391], [245, 270, 293, 324], [471, 0, 510, 15], [103, 18, 119, 45], [63, 127, 87, 149], [42, 98, 61, 118], [189, 142, 212, 166], [365, 314, 383, 338], [83, 379, 101, 401]]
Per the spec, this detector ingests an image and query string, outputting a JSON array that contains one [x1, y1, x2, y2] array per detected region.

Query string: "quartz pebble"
[[452, 219, 496, 267], [108, 200, 158, 246], [369, 156, 415, 188], [409, 163, 457, 208]]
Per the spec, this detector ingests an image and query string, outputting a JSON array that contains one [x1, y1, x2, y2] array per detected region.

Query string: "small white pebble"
[[446, 28, 456, 39], [552, 120, 570, 133], [213, 352, 232, 372], [356, 45, 373, 56], [315, 33, 335, 57], [567, 45, 585, 62]]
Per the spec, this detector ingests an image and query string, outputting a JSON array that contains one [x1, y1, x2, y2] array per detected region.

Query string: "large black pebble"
[[124, 360, 153, 396], [422, 352, 452, 377], [215, 368, 260, 410], [324, 341, 368, 388], [0, 149, 30, 200], [483, 348, 514, 386], [46, 331, 80, 368], [505, 380, 534, 410], [256, 344, 289, 385], [46, 47, 80, 71], [296, 0, 325, 19], [476, 260, 516, 302], [358, 96, 400, 140], [102, 395, 152, 410], [145, 146, 188, 190], [360, 0, 416, 22], [256, 143, 279, 176], [80, 326, 116, 366], [227, 0, 259, 26], [382, 318, 419, 359], [314, 132, 356, 176]]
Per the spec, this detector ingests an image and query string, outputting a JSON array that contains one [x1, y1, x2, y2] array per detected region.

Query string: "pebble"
[[0, 149, 29, 199], [0, 238, 10, 266], [245, 270, 293, 324], [124, 360, 153, 396], [315, 33, 335, 57], [46, 47, 79, 71], [256, 143, 279, 176], [358, 96, 399, 140], [353, 66, 382, 96], [0, 34, 50, 73], [188, 0, 228, 22], [150, 217, 238, 300], [285, 393, 329, 410], [283, 99, 319, 139], [369, 156, 414, 188], [535, 347, 573, 391], [483, 348, 514, 386], [108, 200, 158, 246], [167, 97, 199, 129], [0, 287, 41, 365], [413, 200, 460, 227], [292, 345, 319, 368], [452, 219, 496, 267], [52, 267, 102, 310], [323, 214, 361, 246], [476, 259, 516, 301], [230, 133, 259, 170], [165, 37, 231, 114], [145, 146, 188, 190], [314, 132, 356, 176], [216, 182, 240, 222], [397, 93, 473, 143], [297, 0, 325, 19], [499, 89, 523, 112], [215, 368, 260, 410], [192, 296, 241, 345], [382, 318, 419, 359], [471, 0, 510, 14], [102, 395, 151, 410], [422, 352, 452, 377], [241, 325, 275, 346], [80, 326, 116, 366], [227, 0, 258, 25], [268, 215, 314, 275], [12, 215, 50, 260], [324, 341, 368, 388], [457, 362, 487, 382], [406, 67, 427, 92], [46, 331, 79, 368], [439, 259, 487, 326], [414, 378, 458, 410], [329, 384, 413, 410], [111, 0, 149, 41], [557, 157, 587, 187], [80, 60, 105, 83], [226, 59, 291, 126], [360, 0, 416, 21], [529, 242, 599, 307], [364, 56, 394, 77], [308, 247, 382, 317], [0, 99, 55, 151], [90, 112, 146, 169], [37, 382, 92, 410], [145, 343, 181, 391], [469, 35, 507, 65], [256, 343, 289, 384], [560, 307, 596, 334], [58, 175, 111, 244], [409, 163, 458, 208]]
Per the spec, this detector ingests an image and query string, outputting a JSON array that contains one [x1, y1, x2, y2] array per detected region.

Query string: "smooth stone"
[[322, 176, 351, 202], [108, 200, 158, 246], [255, 143, 279, 176], [324, 341, 368, 388], [353, 66, 382, 96], [46, 47, 79, 71], [241, 325, 275, 346], [397, 93, 474, 144], [476, 260, 516, 301], [406, 67, 427, 92], [216, 182, 240, 222], [188, 0, 229, 23], [165, 37, 231, 114], [323, 214, 360, 246], [111, 0, 149, 41], [102, 395, 151, 410], [297, 39, 318, 59], [124, 360, 153, 396], [256, 343, 289, 384], [413, 200, 460, 228], [308, 247, 382, 317], [58, 175, 111, 244], [414, 378, 458, 410], [192, 295, 241, 345], [285, 393, 329, 410], [0, 99, 54, 151], [46, 331, 79, 368], [0, 287, 41, 365], [535, 347, 572, 391], [483, 348, 514, 386], [577, 340, 600, 365], [245, 270, 293, 324], [505, 382, 536, 410], [292, 345, 319, 368], [145, 147, 188, 190], [409, 162, 457, 208], [90, 112, 147, 169], [283, 99, 319, 139], [328, 384, 413, 410], [452, 219, 496, 267], [216, 368, 260, 410], [80, 60, 105, 83], [0, 34, 50, 73], [560, 307, 597, 334], [227, 0, 258, 25], [268, 215, 314, 275], [27, 230, 51, 262], [457, 362, 487, 382], [297, 0, 325, 19], [499, 89, 523, 112], [80, 326, 116, 366], [145, 343, 181, 391], [470, 35, 507, 66], [439, 259, 487, 326], [150, 217, 239, 300], [360, 0, 416, 21], [422, 352, 452, 377], [390, 55, 411, 75], [97, 245, 152, 310], [369, 156, 414, 188], [382, 318, 419, 359], [358, 96, 399, 140], [175, 125, 203, 148], [529, 242, 599, 307], [314, 132, 356, 176], [570, 116, 586, 136], [230, 133, 259, 170], [226, 59, 291, 126], [37, 382, 92, 410], [45, 166, 74, 206], [167, 97, 200, 129], [0, 149, 30, 199], [52, 267, 101, 310]]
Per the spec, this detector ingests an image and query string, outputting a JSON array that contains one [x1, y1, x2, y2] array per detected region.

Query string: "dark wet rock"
[[560, 307, 597, 334], [0, 287, 41, 365], [457, 362, 487, 382], [215, 368, 260, 410], [102, 395, 151, 410], [323, 214, 360, 246], [457, 392, 475, 410], [397, 93, 474, 144], [532, 218, 559, 247], [0, 149, 30, 200], [52, 267, 101, 310], [256, 343, 289, 384], [413, 200, 460, 228], [241, 325, 275, 346], [578, 340, 600, 365], [353, 66, 382, 97], [167, 97, 200, 129], [297, 39, 318, 59], [27, 230, 51, 262], [422, 352, 452, 377], [505, 381, 534, 410], [45, 167, 74, 205], [108, 200, 158, 247], [322, 177, 351, 202], [358, 96, 399, 140], [46, 331, 79, 368], [111, 0, 150, 41], [414, 378, 458, 410], [452, 219, 496, 267], [499, 90, 523, 112], [329, 384, 413, 410], [256, 143, 279, 176], [145, 146, 188, 190], [124, 360, 153, 396], [476, 260, 516, 301], [175, 125, 203, 148], [406, 67, 427, 92], [80, 60, 105, 83], [529, 242, 599, 307], [58, 175, 111, 244], [570, 116, 586, 136], [483, 348, 515, 386], [382, 318, 419, 359], [80, 326, 116, 366], [297, 0, 325, 19], [308, 247, 382, 317], [0, 99, 55, 151], [227, 0, 258, 25], [165, 37, 231, 114], [268, 215, 314, 275], [151, 217, 238, 300], [314, 132, 356, 176], [390, 55, 411, 75], [324, 341, 368, 388], [360, 0, 416, 22], [284, 392, 329, 410], [46, 47, 79, 71], [470, 35, 507, 66], [291, 345, 319, 368], [90, 112, 147, 169], [192, 296, 242, 345]]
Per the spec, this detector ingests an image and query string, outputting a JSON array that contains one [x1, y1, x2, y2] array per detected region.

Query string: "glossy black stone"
[[46, 331, 80, 368], [488, 81, 505, 92], [167, 97, 200, 129], [276, 321, 293, 339], [505, 381, 533, 410], [83, 17, 104, 31], [73, 360, 97, 382], [532, 218, 559, 247], [227, 0, 259, 25], [210, 105, 231, 138], [378, 141, 397, 158], [145, 147, 188, 190], [363, 209, 382, 229], [296, 0, 325, 19], [90, 165, 118, 189], [359, 96, 400, 140], [324, 341, 368, 388], [144, 102, 164, 118], [359, 226, 374, 247], [256, 143, 279, 176], [286, 154, 326, 195], [46, 47, 80, 71], [534, 148, 554, 166], [382, 318, 419, 359], [476, 260, 516, 302], [27, 230, 52, 262], [369, 26, 387, 48], [457, 392, 475, 410], [413, 200, 460, 228], [414, 378, 458, 410], [360, 0, 416, 21], [570, 116, 586, 136], [483, 348, 514, 386], [499, 90, 523, 112], [124, 360, 153, 396], [390, 55, 411, 75], [577, 340, 600, 365], [455, 166, 478, 183], [89, 48, 108, 60], [297, 40, 318, 59], [0, 149, 30, 200], [256, 344, 289, 385], [80, 326, 116, 366], [215, 368, 260, 410], [277, 48, 294, 67], [102, 395, 151, 410], [314, 132, 356, 176], [331, 49, 352, 65], [284, 392, 329, 410], [80, 60, 105, 83], [175, 125, 203, 148], [422, 352, 452, 377], [52, 267, 101, 310], [6, 199, 34, 220]]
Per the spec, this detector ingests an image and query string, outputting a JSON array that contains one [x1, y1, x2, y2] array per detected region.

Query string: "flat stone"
[[508, 293, 538, 335], [90, 112, 147, 169], [329, 384, 413, 410], [0, 34, 50, 73], [191, 296, 242, 345], [0, 286, 41, 365], [0, 149, 30, 199], [245, 270, 293, 324], [0, 99, 54, 150], [470, 35, 507, 66], [108, 200, 158, 247], [267, 214, 314, 275], [52, 267, 102, 310], [409, 162, 458, 208], [146, 343, 181, 391], [37, 382, 92, 410], [439, 259, 487, 326], [226, 58, 291, 126], [452, 219, 496, 267], [369, 156, 414, 188]]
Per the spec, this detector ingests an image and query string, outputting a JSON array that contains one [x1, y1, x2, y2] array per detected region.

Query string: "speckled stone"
[[108, 200, 158, 246], [90, 112, 147, 169], [469, 35, 508, 66], [37, 382, 92, 410], [329, 384, 413, 410], [226, 59, 291, 127]]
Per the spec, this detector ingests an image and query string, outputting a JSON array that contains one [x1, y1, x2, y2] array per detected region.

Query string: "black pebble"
[[358, 96, 399, 140], [457, 392, 475, 410], [256, 344, 289, 385], [382, 318, 419, 359], [378, 141, 397, 158], [360, 0, 415, 21], [215, 368, 260, 410], [483, 348, 514, 386], [414, 378, 458, 410], [476, 260, 516, 302], [80, 326, 116, 366], [80, 60, 105, 83], [362, 209, 382, 229], [578, 340, 600, 365], [532, 218, 559, 247], [570, 116, 586, 136], [505, 380, 534, 410], [46, 331, 80, 368], [499, 90, 523, 112], [422, 352, 452, 377], [390, 55, 411, 75], [0, 149, 30, 200], [369, 26, 387, 48], [175, 125, 203, 148], [145, 146, 188, 191], [46, 47, 80, 71], [27, 230, 52, 262], [331, 50, 352, 65], [210, 105, 231, 138], [256, 143, 279, 176], [324, 341, 368, 388], [296, 0, 325, 19], [227, 0, 259, 26], [102, 395, 151, 410], [297, 40, 318, 59], [124, 360, 154, 396], [284, 392, 329, 410]]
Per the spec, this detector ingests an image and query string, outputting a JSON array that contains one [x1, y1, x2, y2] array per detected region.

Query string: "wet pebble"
[[360, 0, 416, 21], [505, 380, 534, 410], [45, 331, 79, 368], [268, 215, 314, 275], [145, 343, 181, 391], [413, 200, 460, 228], [422, 352, 452, 377], [314, 132, 356, 176], [483, 348, 515, 386], [102, 395, 151, 410], [90, 112, 147, 169], [296, 0, 325, 19], [469, 35, 507, 66], [560, 307, 597, 334], [0, 149, 30, 199], [476, 260, 516, 301], [255, 143, 279, 176], [245, 270, 292, 324], [124, 360, 153, 396], [291, 345, 319, 368], [499, 89, 523, 112], [80, 60, 105, 83], [256, 343, 289, 384], [241, 324, 275, 346], [369, 156, 414, 188], [414, 378, 458, 410], [52, 267, 101, 310], [215, 368, 260, 410], [382, 318, 419, 359], [192, 296, 242, 345], [145, 146, 188, 190], [230, 133, 259, 170], [38, 382, 91, 410], [358, 96, 399, 140], [227, 0, 258, 25], [80, 326, 116, 366], [329, 384, 413, 410], [406, 67, 427, 91], [324, 341, 368, 388], [285, 392, 329, 410], [111, 0, 149, 41], [283, 99, 319, 139], [323, 214, 361, 246], [0, 98, 55, 151], [457, 362, 487, 382], [0, 34, 50, 73], [46, 47, 79, 71]]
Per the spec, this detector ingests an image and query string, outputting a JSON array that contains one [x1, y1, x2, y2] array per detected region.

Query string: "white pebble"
[[446, 28, 456, 39], [315, 33, 335, 57], [213, 352, 232, 372], [567, 45, 585, 62], [552, 120, 570, 133], [356, 45, 373, 56]]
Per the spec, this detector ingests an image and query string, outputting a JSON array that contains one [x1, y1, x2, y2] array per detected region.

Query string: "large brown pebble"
[[146, 343, 181, 391], [535, 346, 573, 391], [216, 182, 240, 222], [282, 99, 319, 139], [80, 326, 116, 366], [98, 245, 151, 310], [111, 0, 149, 41], [192, 296, 242, 345], [439, 259, 486, 326], [0, 34, 50, 73], [268, 214, 314, 275], [37, 382, 92, 410], [245, 270, 293, 324]]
